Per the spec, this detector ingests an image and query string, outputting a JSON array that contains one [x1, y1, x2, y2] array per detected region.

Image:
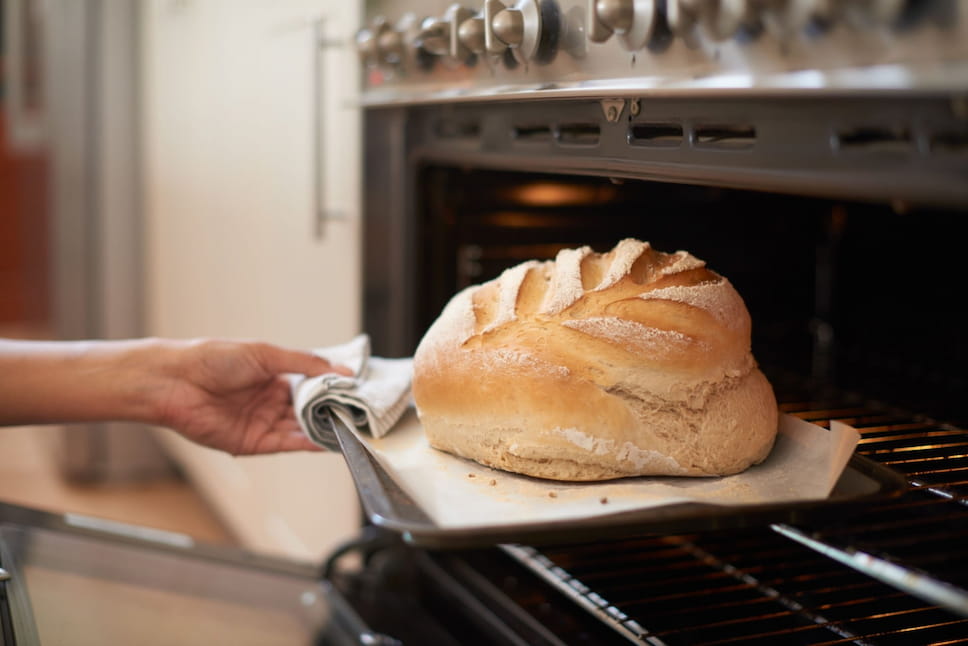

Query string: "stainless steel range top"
[[354, 0, 968, 104]]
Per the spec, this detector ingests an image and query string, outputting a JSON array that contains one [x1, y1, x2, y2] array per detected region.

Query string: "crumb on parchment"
[[548, 491, 557, 498], [600, 497, 609, 504], [467, 473, 476, 478], [489, 479, 497, 486]]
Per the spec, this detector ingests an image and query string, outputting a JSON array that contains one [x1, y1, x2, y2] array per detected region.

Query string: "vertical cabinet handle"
[[313, 18, 345, 239], [4, 0, 48, 150]]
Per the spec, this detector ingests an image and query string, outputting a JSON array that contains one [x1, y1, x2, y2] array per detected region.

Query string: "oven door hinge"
[[601, 98, 640, 122], [600, 98, 626, 122]]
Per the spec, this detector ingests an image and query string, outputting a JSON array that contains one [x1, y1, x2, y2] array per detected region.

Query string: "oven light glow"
[[507, 182, 616, 206], [487, 211, 548, 228]]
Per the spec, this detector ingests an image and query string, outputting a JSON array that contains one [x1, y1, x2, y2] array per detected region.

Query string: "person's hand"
[[0, 336, 349, 455], [152, 339, 350, 455]]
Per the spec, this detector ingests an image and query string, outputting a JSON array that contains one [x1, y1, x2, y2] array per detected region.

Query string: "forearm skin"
[[0, 338, 171, 427]]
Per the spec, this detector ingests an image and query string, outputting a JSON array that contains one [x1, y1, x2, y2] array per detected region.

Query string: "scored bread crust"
[[412, 239, 778, 481]]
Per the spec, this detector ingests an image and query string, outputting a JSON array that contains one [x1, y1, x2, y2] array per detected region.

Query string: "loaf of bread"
[[412, 239, 778, 481]]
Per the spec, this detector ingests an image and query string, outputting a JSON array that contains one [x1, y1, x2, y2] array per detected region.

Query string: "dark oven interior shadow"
[[411, 166, 967, 426]]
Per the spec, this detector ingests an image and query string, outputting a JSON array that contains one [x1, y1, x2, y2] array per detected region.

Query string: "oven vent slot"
[[693, 124, 757, 150], [628, 122, 684, 147], [434, 119, 481, 140], [835, 126, 912, 153], [512, 124, 553, 143], [555, 123, 601, 146], [930, 131, 968, 153]]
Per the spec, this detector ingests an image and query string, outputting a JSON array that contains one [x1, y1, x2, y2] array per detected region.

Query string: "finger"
[[256, 344, 353, 378], [260, 429, 325, 454]]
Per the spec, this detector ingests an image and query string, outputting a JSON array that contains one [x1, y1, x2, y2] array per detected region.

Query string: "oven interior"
[[344, 97, 968, 644], [413, 166, 967, 427]]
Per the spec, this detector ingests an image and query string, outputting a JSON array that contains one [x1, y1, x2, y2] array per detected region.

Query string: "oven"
[[334, 0, 968, 643], [3, 1, 967, 644]]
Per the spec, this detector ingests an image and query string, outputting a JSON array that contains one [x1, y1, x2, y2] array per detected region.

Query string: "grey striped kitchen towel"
[[292, 334, 413, 451]]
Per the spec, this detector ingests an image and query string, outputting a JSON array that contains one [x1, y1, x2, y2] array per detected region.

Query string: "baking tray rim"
[[332, 417, 909, 549]]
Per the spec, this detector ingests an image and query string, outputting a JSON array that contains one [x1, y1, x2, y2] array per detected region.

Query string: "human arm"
[[0, 337, 350, 455]]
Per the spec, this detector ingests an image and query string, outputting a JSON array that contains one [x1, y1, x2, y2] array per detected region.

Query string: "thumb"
[[255, 343, 353, 377]]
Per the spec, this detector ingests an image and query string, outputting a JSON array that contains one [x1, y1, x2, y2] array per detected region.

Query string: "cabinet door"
[[142, 0, 362, 560]]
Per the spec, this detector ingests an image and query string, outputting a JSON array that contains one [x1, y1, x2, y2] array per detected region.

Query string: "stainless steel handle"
[[313, 18, 344, 240], [3, 0, 48, 150]]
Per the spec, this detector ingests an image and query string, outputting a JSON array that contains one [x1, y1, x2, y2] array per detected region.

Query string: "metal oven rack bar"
[[499, 399, 968, 645]]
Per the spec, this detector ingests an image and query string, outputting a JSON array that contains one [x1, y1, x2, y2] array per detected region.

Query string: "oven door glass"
[[0, 519, 330, 646]]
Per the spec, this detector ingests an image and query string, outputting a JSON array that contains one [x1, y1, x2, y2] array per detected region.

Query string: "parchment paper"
[[351, 410, 860, 529]]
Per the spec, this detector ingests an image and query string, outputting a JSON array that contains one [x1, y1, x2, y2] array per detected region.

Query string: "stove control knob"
[[418, 17, 451, 56], [669, 0, 759, 42], [666, 0, 700, 39], [357, 15, 426, 69], [594, 0, 634, 35], [704, 0, 759, 42], [493, 6, 525, 45], [843, 0, 904, 29], [760, 0, 836, 38], [486, 0, 542, 61], [355, 18, 389, 67], [419, 5, 477, 61], [458, 14, 488, 54], [355, 28, 379, 66], [587, 0, 661, 51], [376, 23, 406, 65]]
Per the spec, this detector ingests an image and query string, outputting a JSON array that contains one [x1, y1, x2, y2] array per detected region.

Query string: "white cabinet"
[[141, 0, 362, 560]]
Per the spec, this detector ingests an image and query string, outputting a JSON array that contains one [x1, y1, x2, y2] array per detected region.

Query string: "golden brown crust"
[[412, 239, 778, 481]]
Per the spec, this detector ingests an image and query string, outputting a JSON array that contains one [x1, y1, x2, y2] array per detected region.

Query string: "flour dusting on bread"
[[413, 239, 778, 481]]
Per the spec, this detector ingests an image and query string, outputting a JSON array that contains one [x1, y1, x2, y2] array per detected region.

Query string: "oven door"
[[0, 502, 374, 646]]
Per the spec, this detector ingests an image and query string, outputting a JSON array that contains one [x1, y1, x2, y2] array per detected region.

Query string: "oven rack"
[[498, 399, 968, 645]]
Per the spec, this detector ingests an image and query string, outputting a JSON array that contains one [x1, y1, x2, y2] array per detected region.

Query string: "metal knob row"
[[418, 4, 476, 61], [357, 0, 544, 68], [590, 0, 909, 50], [356, 16, 415, 68], [357, 0, 909, 70]]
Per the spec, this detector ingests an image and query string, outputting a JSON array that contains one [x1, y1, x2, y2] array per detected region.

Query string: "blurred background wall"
[[1, 0, 363, 562]]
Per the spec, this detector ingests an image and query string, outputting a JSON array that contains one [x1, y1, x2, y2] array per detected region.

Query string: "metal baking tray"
[[331, 418, 908, 550]]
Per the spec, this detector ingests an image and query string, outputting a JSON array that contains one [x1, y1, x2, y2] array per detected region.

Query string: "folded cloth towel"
[[292, 334, 413, 451]]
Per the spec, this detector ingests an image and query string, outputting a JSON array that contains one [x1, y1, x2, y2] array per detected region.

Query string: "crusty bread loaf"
[[412, 239, 778, 481]]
